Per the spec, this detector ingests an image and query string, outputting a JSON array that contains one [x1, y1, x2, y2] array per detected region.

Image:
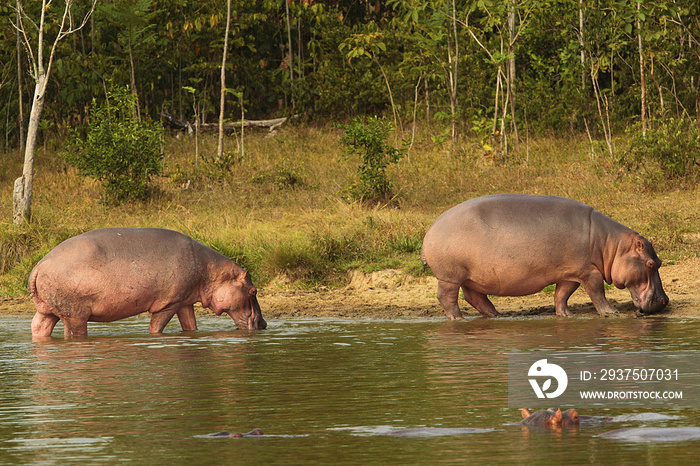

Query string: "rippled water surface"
[[2, 315, 700, 464]]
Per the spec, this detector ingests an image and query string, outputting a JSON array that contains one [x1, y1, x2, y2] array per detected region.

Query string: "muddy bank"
[[3, 257, 698, 320]]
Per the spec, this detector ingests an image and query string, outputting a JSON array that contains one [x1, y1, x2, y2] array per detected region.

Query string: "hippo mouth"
[[629, 288, 669, 314], [226, 298, 267, 330]]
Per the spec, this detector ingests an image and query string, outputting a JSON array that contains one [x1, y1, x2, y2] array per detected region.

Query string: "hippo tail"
[[28, 264, 42, 302], [420, 243, 430, 272]]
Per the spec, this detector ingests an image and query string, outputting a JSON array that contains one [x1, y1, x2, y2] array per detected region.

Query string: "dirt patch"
[[4, 257, 699, 320]]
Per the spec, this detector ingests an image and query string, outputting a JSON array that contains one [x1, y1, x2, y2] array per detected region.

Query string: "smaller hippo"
[[29, 228, 266, 338], [206, 429, 264, 438], [521, 408, 579, 428]]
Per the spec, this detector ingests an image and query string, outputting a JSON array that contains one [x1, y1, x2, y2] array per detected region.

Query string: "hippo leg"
[[176, 305, 198, 331], [436, 280, 463, 320], [461, 286, 501, 317], [31, 312, 60, 337], [62, 316, 88, 338], [554, 281, 580, 316], [581, 273, 617, 315], [149, 310, 177, 333]]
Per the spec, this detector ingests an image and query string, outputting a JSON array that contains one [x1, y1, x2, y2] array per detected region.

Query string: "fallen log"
[[161, 111, 287, 133]]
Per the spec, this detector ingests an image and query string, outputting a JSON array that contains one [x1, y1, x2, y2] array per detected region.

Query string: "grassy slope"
[[1, 125, 698, 296]]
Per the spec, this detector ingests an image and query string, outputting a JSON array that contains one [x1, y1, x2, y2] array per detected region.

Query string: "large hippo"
[[421, 194, 668, 318], [29, 228, 266, 338]]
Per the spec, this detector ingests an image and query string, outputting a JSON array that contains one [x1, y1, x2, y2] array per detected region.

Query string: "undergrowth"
[[1, 124, 698, 296]]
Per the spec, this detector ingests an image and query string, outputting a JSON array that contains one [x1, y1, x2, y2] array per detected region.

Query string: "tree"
[[12, 0, 96, 224], [217, 0, 232, 160], [340, 29, 403, 140]]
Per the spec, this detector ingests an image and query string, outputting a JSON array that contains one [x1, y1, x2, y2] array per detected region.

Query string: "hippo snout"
[[228, 297, 266, 330], [643, 292, 669, 314], [634, 288, 669, 314]]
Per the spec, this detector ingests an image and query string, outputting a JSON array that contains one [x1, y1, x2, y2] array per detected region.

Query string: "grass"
[[1, 124, 698, 296]]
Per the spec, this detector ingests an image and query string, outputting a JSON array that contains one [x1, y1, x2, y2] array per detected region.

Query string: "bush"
[[620, 118, 700, 188], [339, 116, 404, 202], [63, 87, 164, 202]]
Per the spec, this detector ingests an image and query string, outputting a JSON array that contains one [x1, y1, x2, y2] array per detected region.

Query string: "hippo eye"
[[646, 260, 656, 270]]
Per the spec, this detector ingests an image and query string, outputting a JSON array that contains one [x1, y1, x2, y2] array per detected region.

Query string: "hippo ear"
[[521, 408, 532, 419], [238, 270, 250, 282], [635, 238, 646, 255], [553, 409, 562, 422]]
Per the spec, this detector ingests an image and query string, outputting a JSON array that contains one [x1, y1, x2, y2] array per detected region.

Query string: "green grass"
[[1, 125, 698, 296]]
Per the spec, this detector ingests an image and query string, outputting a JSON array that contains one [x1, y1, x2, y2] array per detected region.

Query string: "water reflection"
[[1, 315, 700, 464]]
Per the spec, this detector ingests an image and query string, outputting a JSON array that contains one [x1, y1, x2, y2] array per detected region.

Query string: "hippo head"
[[521, 408, 579, 428], [521, 408, 562, 427], [612, 237, 669, 314], [561, 409, 580, 427], [208, 268, 267, 330]]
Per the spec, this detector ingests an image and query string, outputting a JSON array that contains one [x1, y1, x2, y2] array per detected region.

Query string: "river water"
[[2, 315, 700, 464]]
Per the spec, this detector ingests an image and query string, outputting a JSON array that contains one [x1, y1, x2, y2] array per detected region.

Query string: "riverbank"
[[2, 128, 699, 315], [3, 256, 698, 320]]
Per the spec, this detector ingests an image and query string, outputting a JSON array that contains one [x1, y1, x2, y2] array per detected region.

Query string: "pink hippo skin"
[[421, 194, 668, 319], [29, 228, 266, 338]]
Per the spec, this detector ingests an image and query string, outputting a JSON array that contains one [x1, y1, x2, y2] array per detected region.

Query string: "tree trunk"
[[14, 74, 46, 224], [449, 0, 459, 144], [218, 0, 232, 160], [16, 3, 25, 153], [128, 33, 141, 121], [507, 0, 518, 151], [637, 2, 647, 135], [285, 0, 294, 108], [579, 0, 585, 90]]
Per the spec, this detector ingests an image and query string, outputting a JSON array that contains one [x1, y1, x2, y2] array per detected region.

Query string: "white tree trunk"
[[14, 74, 46, 223], [217, 0, 232, 160]]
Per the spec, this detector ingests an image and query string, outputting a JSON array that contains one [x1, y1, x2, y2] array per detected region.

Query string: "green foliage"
[[0, 223, 79, 295], [621, 118, 700, 188], [339, 117, 404, 201], [252, 159, 310, 191], [63, 87, 164, 203]]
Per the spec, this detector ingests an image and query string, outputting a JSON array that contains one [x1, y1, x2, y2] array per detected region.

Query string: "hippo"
[[29, 228, 266, 338], [206, 429, 264, 438], [521, 408, 579, 428], [421, 194, 668, 318]]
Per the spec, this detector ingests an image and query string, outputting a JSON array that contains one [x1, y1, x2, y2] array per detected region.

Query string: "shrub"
[[339, 116, 404, 201], [620, 118, 700, 188], [63, 87, 164, 202]]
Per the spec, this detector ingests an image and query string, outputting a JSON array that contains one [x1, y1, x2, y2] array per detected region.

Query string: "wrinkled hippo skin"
[[599, 427, 700, 442], [421, 194, 669, 318], [206, 429, 264, 438], [29, 228, 266, 338], [521, 408, 580, 428]]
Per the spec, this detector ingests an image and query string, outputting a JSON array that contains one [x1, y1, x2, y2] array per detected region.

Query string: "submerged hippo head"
[[521, 408, 579, 428], [208, 268, 267, 330], [612, 237, 668, 314]]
